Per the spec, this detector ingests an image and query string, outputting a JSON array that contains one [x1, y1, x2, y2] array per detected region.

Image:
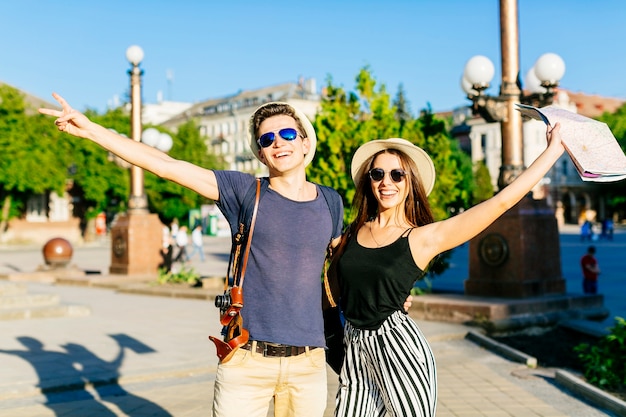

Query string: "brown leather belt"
[[241, 340, 314, 357]]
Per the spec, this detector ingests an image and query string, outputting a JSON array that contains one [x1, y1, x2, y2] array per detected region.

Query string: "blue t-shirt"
[[214, 171, 343, 347]]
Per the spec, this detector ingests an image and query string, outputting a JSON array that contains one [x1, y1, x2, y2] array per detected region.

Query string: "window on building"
[[26, 194, 48, 222], [480, 133, 488, 159]]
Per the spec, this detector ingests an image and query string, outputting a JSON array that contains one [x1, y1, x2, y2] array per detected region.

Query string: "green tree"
[[472, 160, 495, 205], [308, 68, 399, 221], [145, 119, 225, 224], [308, 67, 475, 279], [595, 106, 626, 218], [308, 67, 474, 224], [63, 109, 225, 225], [413, 105, 474, 220], [0, 85, 70, 233], [0, 89, 225, 236], [0, 85, 29, 230], [73, 110, 226, 225], [67, 108, 131, 220], [598, 104, 626, 153], [393, 84, 412, 138]]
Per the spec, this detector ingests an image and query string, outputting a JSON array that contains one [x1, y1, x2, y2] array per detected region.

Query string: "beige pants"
[[213, 344, 327, 417]]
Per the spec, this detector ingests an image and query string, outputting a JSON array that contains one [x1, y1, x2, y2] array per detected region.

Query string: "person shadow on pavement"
[[63, 335, 172, 417], [0, 336, 116, 416], [0, 334, 172, 416]]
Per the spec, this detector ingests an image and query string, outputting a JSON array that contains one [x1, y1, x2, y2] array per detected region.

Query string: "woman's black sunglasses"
[[368, 168, 407, 183], [258, 128, 299, 148]]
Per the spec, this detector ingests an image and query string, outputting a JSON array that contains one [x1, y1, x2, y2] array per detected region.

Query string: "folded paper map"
[[516, 103, 626, 182]]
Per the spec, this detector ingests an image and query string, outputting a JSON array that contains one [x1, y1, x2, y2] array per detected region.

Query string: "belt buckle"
[[275, 345, 289, 356], [257, 342, 308, 357], [261, 341, 273, 356], [266, 342, 281, 357]]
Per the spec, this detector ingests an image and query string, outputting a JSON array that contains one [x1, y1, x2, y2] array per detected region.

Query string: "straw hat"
[[248, 102, 317, 167], [351, 138, 436, 196]]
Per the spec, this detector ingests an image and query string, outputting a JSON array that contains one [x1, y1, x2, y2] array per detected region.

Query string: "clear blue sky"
[[2, 1, 625, 114]]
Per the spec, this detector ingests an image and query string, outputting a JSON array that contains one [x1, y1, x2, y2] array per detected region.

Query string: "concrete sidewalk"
[[0, 282, 617, 417], [0, 235, 621, 416]]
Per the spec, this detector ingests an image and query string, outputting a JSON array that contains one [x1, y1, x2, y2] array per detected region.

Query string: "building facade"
[[160, 79, 320, 174], [1, 80, 321, 244], [4, 79, 624, 244]]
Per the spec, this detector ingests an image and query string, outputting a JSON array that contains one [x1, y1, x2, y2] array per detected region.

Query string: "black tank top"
[[338, 229, 425, 330]]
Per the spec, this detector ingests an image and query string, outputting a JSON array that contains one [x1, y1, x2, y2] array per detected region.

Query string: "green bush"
[[157, 265, 200, 286], [575, 317, 626, 390]]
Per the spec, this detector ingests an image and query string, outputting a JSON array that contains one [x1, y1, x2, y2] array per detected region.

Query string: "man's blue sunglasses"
[[258, 128, 300, 148]]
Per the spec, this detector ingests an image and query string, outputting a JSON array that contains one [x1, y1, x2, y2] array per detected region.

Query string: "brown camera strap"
[[236, 178, 261, 289], [322, 243, 337, 308]]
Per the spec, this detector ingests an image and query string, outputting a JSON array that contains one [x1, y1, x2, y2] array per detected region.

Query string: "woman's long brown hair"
[[328, 148, 435, 282]]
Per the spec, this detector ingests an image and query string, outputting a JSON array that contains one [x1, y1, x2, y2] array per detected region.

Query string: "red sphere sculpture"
[[42, 237, 73, 267]]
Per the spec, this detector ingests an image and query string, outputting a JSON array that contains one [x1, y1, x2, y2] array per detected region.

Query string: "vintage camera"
[[215, 291, 232, 309], [214, 286, 243, 316]]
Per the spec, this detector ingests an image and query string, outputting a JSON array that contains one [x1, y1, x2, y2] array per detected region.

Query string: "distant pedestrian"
[[580, 220, 593, 242], [601, 218, 614, 240], [173, 225, 189, 263], [160, 225, 174, 272], [581, 245, 600, 294], [170, 219, 179, 240], [187, 223, 205, 262]]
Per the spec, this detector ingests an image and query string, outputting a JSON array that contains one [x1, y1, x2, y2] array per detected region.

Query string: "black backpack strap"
[[317, 184, 342, 236]]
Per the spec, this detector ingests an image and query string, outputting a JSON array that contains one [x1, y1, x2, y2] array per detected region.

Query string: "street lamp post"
[[109, 46, 169, 276], [462, 52, 565, 189], [126, 45, 149, 213], [460, 0, 567, 298]]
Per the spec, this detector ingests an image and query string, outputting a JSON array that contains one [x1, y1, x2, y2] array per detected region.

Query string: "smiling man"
[[40, 97, 344, 417], [209, 102, 344, 417]]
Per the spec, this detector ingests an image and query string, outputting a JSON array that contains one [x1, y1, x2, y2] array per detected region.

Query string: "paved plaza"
[[0, 225, 623, 416], [424, 224, 626, 327]]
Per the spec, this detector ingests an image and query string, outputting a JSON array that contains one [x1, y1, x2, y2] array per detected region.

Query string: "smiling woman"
[[328, 125, 564, 416]]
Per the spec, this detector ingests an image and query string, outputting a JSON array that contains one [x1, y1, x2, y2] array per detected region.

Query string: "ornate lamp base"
[[465, 195, 566, 298], [109, 212, 163, 276]]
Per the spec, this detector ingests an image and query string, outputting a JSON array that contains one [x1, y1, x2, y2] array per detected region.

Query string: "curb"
[[555, 369, 626, 416], [117, 283, 218, 300], [25, 272, 226, 300], [465, 330, 626, 416], [465, 330, 537, 367]]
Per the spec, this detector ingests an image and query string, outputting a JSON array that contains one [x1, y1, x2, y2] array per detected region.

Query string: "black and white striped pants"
[[335, 311, 437, 417]]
